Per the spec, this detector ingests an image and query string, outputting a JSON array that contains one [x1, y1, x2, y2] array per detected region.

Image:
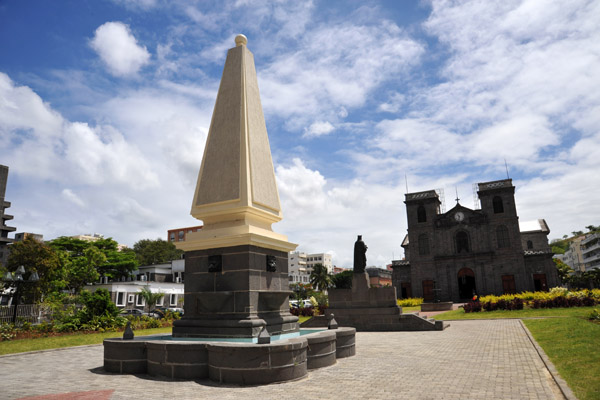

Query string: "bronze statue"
[[353, 235, 367, 273]]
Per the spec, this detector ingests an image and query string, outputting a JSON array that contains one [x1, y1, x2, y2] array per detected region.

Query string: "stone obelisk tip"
[[235, 34, 247, 47]]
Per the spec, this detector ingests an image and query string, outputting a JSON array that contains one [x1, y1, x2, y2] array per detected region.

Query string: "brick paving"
[[1, 320, 565, 400]]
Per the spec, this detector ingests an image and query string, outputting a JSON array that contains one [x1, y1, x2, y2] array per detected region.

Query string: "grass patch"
[[524, 317, 600, 400], [433, 306, 600, 399], [401, 306, 421, 313], [298, 316, 312, 324], [0, 327, 172, 356], [432, 306, 596, 320]]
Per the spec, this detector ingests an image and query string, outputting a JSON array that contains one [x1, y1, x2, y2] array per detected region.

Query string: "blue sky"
[[1, 0, 599, 268]]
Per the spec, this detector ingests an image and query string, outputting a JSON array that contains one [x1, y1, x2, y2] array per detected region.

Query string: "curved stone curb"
[[103, 328, 356, 385], [518, 320, 577, 400]]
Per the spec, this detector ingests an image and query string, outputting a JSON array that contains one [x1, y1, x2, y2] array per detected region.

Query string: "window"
[[136, 295, 145, 307], [127, 294, 135, 303], [417, 205, 427, 223], [178, 231, 184, 241], [116, 292, 125, 306], [496, 225, 510, 248], [170, 232, 175, 242], [493, 196, 504, 213], [527, 240, 533, 250], [456, 231, 470, 253], [170, 294, 177, 306], [156, 296, 164, 306], [418, 234, 430, 256]]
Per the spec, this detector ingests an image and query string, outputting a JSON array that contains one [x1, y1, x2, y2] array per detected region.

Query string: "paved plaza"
[[2, 320, 568, 400]]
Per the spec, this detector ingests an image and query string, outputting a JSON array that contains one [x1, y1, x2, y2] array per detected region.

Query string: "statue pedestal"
[[327, 273, 446, 331], [172, 245, 299, 338]]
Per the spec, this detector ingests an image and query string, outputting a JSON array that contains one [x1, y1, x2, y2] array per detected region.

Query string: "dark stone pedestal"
[[420, 302, 453, 312], [173, 245, 299, 338], [327, 273, 447, 331]]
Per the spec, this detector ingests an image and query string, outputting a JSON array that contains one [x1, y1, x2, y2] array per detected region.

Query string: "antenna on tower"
[[504, 158, 510, 179], [404, 172, 409, 193]]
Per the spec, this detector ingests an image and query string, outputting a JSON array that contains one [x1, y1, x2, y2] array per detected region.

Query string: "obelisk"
[[173, 35, 299, 338]]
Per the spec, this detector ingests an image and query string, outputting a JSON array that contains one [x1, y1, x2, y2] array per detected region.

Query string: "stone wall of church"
[[396, 179, 559, 302]]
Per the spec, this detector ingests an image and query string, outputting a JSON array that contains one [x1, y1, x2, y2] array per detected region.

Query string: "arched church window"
[[527, 240, 533, 250], [497, 225, 510, 248], [493, 196, 504, 214], [418, 234, 430, 256], [456, 231, 470, 253], [417, 205, 427, 223]]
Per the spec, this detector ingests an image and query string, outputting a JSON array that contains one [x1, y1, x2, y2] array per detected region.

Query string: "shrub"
[[587, 309, 600, 322], [397, 297, 424, 307], [317, 304, 328, 315], [0, 323, 16, 341], [464, 301, 482, 313]]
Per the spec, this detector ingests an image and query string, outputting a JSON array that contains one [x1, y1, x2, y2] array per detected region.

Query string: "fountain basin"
[[104, 327, 356, 384]]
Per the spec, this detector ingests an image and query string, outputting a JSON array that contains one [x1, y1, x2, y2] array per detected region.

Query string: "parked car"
[[151, 307, 184, 318], [167, 307, 184, 316], [121, 308, 160, 318], [289, 299, 312, 308]]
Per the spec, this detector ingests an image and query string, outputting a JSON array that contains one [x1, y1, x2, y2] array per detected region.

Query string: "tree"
[[133, 238, 183, 265], [50, 236, 137, 288], [91, 238, 139, 279], [586, 225, 599, 232], [309, 264, 332, 292], [289, 283, 315, 301], [553, 258, 573, 284], [6, 237, 66, 302], [572, 231, 584, 237], [331, 270, 353, 289], [139, 286, 164, 312], [78, 288, 121, 320]]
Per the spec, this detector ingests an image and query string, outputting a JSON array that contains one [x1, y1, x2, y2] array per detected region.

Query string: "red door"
[[502, 275, 516, 294], [422, 280, 434, 302]]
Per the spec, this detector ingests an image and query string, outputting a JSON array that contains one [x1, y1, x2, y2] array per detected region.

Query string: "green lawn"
[[434, 306, 599, 400], [401, 306, 421, 313], [432, 306, 596, 320], [0, 327, 172, 356], [524, 317, 600, 400]]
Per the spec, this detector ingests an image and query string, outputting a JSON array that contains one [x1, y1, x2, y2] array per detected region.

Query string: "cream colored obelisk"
[[178, 34, 296, 253]]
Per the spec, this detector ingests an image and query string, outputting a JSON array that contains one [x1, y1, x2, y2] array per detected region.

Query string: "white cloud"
[[61, 189, 85, 208], [303, 121, 335, 138], [259, 20, 425, 130], [112, 0, 158, 10], [276, 158, 407, 267], [90, 22, 151, 77]]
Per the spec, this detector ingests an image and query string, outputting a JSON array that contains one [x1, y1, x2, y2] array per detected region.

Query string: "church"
[[391, 179, 558, 302]]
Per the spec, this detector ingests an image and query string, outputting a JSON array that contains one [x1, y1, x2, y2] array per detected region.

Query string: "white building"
[[288, 251, 333, 284], [562, 236, 586, 273], [581, 233, 600, 272], [306, 253, 333, 273], [84, 259, 185, 310]]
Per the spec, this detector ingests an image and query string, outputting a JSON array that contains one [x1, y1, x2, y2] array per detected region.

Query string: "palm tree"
[[139, 286, 164, 313], [309, 264, 332, 292]]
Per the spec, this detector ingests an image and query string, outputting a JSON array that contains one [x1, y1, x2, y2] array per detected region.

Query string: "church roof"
[[520, 219, 550, 233]]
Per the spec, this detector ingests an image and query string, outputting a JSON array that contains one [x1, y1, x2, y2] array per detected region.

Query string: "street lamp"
[[2, 265, 39, 324]]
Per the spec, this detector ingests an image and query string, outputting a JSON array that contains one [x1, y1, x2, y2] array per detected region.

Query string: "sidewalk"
[[2, 320, 565, 400]]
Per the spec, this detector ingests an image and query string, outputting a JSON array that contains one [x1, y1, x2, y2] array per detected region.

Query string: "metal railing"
[[0, 304, 52, 324]]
